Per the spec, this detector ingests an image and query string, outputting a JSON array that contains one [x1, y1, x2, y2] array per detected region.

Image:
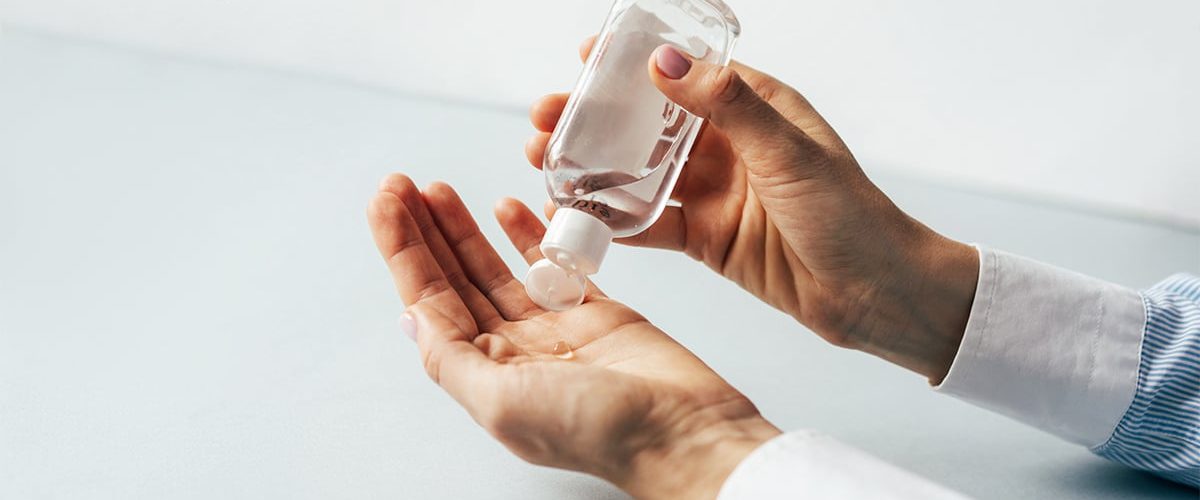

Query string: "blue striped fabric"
[[1092, 273, 1200, 487]]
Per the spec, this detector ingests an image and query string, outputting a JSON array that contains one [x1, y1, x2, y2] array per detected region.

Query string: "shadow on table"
[[1051, 460, 1196, 499]]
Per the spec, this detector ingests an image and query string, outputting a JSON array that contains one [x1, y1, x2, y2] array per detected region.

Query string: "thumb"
[[404, 305, 499, 417], [648, 45, 827, 184]]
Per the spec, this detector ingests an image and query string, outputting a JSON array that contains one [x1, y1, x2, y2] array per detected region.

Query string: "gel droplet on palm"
[[551, 340, 575, 360], [523, 0, 740, 312]]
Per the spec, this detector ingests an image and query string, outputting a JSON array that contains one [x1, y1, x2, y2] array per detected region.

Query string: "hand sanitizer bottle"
[[525, 0, 740, 311]]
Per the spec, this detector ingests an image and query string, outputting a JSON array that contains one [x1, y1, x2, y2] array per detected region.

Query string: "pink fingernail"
[[398, 313, 417, 342], [655, 45, 692, 79]]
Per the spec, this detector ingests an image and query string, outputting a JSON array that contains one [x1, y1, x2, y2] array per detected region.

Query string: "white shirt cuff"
[[717, 431, 968, 499], [935, 246, 1145, 446]]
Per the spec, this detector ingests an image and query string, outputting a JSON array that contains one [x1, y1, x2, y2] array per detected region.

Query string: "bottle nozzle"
[[523, 208, 614, 311]]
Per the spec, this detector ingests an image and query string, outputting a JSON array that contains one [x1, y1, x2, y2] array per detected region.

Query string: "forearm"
[[619, 221, 979, 498]]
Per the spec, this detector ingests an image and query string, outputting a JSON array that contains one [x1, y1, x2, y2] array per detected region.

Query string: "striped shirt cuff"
[[1091, 274, 1200, 486]]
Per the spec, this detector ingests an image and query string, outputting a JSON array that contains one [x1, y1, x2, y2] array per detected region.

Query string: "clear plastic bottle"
[[524, 0, 740, 311]]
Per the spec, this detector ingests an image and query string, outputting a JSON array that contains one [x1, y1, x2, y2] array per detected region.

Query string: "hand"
[[526, 39, 980, 383], [367, 174, 780, 499]]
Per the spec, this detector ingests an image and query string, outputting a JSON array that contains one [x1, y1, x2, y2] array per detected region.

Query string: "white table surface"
[[2, 30, 1197, 499]]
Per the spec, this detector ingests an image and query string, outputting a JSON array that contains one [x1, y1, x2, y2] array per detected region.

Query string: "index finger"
[[368, 190, 478, 336]]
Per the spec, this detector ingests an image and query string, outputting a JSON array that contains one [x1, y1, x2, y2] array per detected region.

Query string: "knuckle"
[[706, 66, 746, 106], [478, 271, 512, 297], [441, 267, 468, 288], [414, 214, 438, 238], [748, 76, 783, 104], [412, 278, 449, 304], [421, 343, 444, 384]]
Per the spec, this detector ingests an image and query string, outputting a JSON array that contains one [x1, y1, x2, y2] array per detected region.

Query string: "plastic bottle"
[[525, 0, 740, 311]]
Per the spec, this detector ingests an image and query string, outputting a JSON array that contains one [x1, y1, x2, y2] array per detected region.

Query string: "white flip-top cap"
[[525, 259, 588, 311], [524, 208, 613, 311], [540, 208, 613, 275]]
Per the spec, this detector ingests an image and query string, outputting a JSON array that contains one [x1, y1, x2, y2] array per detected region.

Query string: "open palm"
[[367, 175, 776, 498]]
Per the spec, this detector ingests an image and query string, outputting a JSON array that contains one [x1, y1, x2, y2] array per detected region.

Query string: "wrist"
[[852, 220, 979, 383], [620, 408, 780, 500], [909, 232, 978, 383]]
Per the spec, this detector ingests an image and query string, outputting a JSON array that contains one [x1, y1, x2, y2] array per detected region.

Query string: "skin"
[[368, 38, 980, 499], [368, 176, 779, 499], [527, 38, 980, 381]]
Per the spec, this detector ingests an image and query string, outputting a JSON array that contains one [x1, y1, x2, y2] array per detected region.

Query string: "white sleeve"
[[717, 431, 969, 499], [934, 246, 1145, 447]]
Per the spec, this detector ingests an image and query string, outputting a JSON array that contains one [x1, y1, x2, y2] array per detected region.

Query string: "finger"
[[408, 305, 502, 420], [724, 60, 809, 114], [494, 198, 604, 299], [472, 333, 524, 362], [424, 182, 542, 320], [647, 45, 830, 188], [579, 35, 597, 62], [524, 132, 551, 169], [496, 198, 556, 265], [367, 190, 477, 335], [614, 206, 686, 252], [668, 123, 739, 202], [573, 38, 801, 122], [379, 174, 503, 330], [726, 60, 844, 149], [530, 93, 569, 133]]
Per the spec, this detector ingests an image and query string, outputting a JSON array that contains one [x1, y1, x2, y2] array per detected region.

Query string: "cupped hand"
[[367, 174, 779, 499], [526, 38, 979, 382]]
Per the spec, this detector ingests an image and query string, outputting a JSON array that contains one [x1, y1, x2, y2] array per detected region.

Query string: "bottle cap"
[[524, 259, 587, 311], [540, 208, 613, 275], [523, 208, 613, 311]]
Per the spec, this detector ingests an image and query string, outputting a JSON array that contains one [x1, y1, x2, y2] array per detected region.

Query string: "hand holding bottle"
[[527, 39, 980, 382], [367, 175, 779, 499]]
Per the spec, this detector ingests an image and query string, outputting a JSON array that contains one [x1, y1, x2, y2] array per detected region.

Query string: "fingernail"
[[398, 313, 417, 342], [655, 45, 692, 79]]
